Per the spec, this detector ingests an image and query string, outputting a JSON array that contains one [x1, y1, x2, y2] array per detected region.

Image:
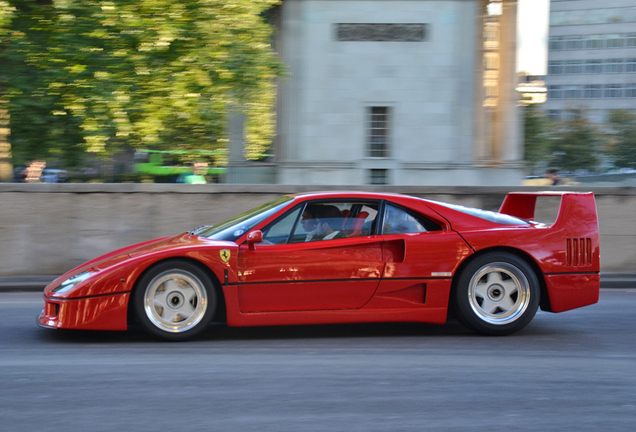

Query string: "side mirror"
[[246, 230, 263, 251]]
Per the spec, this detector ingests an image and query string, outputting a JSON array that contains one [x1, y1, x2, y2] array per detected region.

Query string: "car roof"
[[290, 191, 410, 201], [288, 191, 529, 230]]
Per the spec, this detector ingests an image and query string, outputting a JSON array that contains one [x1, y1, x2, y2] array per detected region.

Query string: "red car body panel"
[[236, 236, 385, 312], [40, 293, 130, 331], [38, 191, 601, 333], [40, 234, 238, 330], [543, 273, 600, 313], [458, 192, 600, 312]]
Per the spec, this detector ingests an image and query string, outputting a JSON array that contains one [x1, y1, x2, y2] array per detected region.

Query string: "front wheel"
[[452, 252, 540, 336], [134, 260, 217, 341]]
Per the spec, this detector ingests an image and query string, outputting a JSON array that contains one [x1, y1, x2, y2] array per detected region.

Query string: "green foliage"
[[522, 104, 550, 170], [0, 1, 14, 38], [607, 110, 636, 170], [0, 0, 282, 167], [549, 115, 602, 173]]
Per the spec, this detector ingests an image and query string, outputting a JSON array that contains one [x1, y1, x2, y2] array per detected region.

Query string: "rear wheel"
[[134, 260, 217, 341], [453, 252, 540, 335]]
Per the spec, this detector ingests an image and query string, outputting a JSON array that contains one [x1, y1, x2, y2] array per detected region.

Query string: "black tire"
[[452, 252, 540, 336], [133, 260, 217, 341]]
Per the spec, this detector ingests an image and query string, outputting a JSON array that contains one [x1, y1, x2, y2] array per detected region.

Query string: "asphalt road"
[[1, 290, 635, 432]]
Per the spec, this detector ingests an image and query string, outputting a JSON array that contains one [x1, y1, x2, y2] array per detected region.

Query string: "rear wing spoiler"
[[499, 191, 598, 231]]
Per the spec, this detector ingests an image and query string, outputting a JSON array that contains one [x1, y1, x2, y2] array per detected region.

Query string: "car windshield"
[[193, 196, 294, 242], [429, 200, 529, 225]]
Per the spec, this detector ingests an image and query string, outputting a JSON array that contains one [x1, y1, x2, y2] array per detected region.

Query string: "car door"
[[236, 201, 385, 312]]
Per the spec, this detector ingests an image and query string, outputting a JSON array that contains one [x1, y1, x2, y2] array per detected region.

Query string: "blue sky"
[[517, 0, 550, 75]]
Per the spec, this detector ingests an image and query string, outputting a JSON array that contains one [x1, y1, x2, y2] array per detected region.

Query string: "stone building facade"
[[267, 0, 523, 186]]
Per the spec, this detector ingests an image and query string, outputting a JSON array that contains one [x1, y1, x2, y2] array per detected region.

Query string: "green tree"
[[549, 114, 602, 173], [522, 103, 550, 171], [608, 110, 636, 170], [0, 1, 13, 35], [0, 0, 282, 168]]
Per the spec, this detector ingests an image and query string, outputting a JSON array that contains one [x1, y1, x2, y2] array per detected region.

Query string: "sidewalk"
[[1, 274, 634, 293]]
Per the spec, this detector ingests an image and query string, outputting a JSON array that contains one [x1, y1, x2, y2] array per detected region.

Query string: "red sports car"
[[38, 191, 600, 341]]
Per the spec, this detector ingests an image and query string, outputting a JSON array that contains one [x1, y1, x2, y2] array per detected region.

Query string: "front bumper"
[[38, 292, 131, 331]]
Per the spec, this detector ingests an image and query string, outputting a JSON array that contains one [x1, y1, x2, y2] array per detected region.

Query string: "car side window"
[[289, 204, 323, 243], [261, 207, 302, 244], [289, 201, 379, 243], [346, 204, 378, 237], [382, 204, 441, 235]]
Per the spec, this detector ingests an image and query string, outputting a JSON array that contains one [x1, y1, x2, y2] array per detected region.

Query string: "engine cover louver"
[[566, 238, 593, 267]]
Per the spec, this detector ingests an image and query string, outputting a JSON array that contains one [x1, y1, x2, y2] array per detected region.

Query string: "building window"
[[626, 58, 636, 73], [485, 84, 499, 98], [605, 59, 624, 73], [548, 85, 562, 100], [549, 37, 564, 51], [564, 110, 582, 120], [550, 32, 636, 49], [565, 36, 584, 50], [585, 60, 603, 74], [564, 85, 582, 99], [484, 82, 498, 107], [548, 61, 563, 75], [605, 84, 623, 98], [584, 85, 602, 99], [551, 8, 636, 26], [586, 35, 604, 49], [484, 26, 498, 43], [369, 169, 388, 185], [484, 53, 499, 70], [606, 34, 624, 48], [367, 107, 390, 158], [625, 84, 636, 98], [565, 60, 583, 74]]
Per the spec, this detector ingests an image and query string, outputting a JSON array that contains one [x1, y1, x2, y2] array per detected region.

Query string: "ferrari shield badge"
[[220, 249, 231, 263]]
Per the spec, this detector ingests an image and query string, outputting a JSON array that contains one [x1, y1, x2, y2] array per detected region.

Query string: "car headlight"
[[52, 271, 92, 294]]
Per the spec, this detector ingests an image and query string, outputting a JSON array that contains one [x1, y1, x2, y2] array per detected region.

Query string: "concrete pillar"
[[277, 0, 304, 164], [474, 0, 520, 166], [225, 111, 246, 183], [496, 0, 520, 162], [228, 112, 246, 165], [472, 0, 488, 163]]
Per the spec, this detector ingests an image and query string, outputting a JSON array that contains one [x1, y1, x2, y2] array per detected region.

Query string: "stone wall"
[[0, 183, 633, 276]]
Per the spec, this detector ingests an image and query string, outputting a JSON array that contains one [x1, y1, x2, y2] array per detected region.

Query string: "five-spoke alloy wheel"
[[452, 252, 540, 335], [134, 260, 217, 341]]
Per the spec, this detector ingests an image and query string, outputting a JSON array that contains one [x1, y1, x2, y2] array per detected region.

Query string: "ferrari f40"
[[38, 191, 600, 341]]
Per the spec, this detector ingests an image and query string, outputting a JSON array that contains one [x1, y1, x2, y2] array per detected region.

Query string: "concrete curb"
[[0, 276, 58, 293], [0, 274, 634, 293], [600, 274, 636, 289]]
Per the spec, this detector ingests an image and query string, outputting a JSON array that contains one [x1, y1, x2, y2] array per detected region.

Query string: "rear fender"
[[500, 192, 599, 268], [499, 191, 600, 312]]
